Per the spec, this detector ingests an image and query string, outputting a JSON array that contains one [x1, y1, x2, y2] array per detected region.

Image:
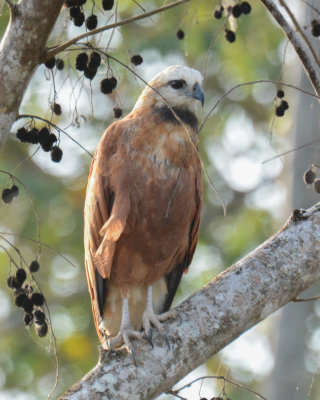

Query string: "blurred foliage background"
[[0, 0, 319, 399]]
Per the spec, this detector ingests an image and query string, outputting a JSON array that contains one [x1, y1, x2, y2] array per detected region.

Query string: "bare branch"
[[4, 0, 15, 13], [260, 0, 320, 96], [61, 203, 320, 400], [46, 0, 190, 59], [279, 0, 320, 70]]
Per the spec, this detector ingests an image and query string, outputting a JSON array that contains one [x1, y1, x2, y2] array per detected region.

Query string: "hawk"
[[84, 65, 204, 354]]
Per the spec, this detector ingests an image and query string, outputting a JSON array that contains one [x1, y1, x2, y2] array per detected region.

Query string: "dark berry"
[[51, 103, 62, 115], [275, 105, 285, 117], [241, 2, 251, 15], [28, 128, 39, 144], [16, 127, 29, 143], [29, 260, 40, 273], [38, 127, 50, 145], [100, 78, 114, 94], [102, 0, 114, 11], [131, 55, 143, 66], [24, 313, 33, 326], [31, 293, 45, 306], [16, 268, 27, 285], [113, 107, 122, 118], [304, 168, 316, 185], [41, 141, 53, 152], [110, 76, 117, 89], [11, 185, 19, 197], [15, 293, 28, 308], [55, 58, 64, 70], [176, 29, 185, 40], [311, 23, 320, 37], [88, 52, 101, 70], [22, 297, 33, 314], [277, 89, 285, 98], [86, 15, 98, 30], [75, 52, 88, 71], [36, 321, 48, 337], [72, 12, 85, 27], [232, 5, 242, 18], [214, 8, 223, 19], [7, 276, 20, 289], [69, 6, 81, 19], [50, 146, 63, 163], [49, 133, 57, 144], [34, 310, 46, 324], [84, 66, 97, 80], [2, 188, 14, 204], [281, 100, 289, 110], [44, 57, 56, 69], [314, 178, 320, 193], [225, 29, 236, 43]]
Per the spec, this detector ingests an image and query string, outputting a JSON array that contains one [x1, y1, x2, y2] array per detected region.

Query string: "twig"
[[199, 79, 320, 133], [46, 0, 190, 59], [292, 295, 320, 302], [4, 0, 15, 12], [259, 0, 320, 96], [279, 0, 320, 70], [171, 375, 268, 400]]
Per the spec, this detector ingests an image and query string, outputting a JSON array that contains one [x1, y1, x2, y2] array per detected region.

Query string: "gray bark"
[[0, 0, 64, 151], [61, 204, 320, 400], [266, 3, 320, 398]]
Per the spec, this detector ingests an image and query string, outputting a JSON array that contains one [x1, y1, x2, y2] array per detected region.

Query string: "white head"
[[133, 66, 204, 113]]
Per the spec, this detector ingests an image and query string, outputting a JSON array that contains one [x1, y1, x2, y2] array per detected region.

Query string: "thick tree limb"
[[0, 0, 64, 151], [61, 204, 320, 400], [260, 0, 320, 96]]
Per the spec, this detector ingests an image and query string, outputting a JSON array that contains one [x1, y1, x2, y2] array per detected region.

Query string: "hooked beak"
[[192, 83, 204, 106]]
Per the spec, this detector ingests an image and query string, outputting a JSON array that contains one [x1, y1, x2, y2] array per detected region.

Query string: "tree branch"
[[260, 0, 320, 96], [60, 203, 320, 400], [0, 0, 64, 152], [46, 0, 190, 59]]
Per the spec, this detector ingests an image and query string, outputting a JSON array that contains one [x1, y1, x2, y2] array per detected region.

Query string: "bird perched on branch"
[[84, 65, 204, 356]]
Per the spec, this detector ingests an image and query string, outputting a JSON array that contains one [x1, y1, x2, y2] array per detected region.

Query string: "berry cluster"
[[75, 52, 101, 80], [275, 89, 289, 117], [16, 126, 63, 163], [100, 76, 117, 94], [304, 164, 320, 193], [2, 184, 19, 204], [214, 1, 252, 43], [7, 262, 48, 337], [311, 19, 320, 37], [44, 57, 64, 71], [64, 0, 114, 29]]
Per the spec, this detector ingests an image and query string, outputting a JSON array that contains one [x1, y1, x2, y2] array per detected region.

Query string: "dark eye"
[[169, 80, 186, 90]]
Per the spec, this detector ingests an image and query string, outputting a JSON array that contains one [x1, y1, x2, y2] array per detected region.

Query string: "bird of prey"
[[84, 65, 203, 354]]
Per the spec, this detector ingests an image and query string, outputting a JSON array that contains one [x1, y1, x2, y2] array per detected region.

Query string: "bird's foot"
[[142, 308, 176, 349], [108, 325, 142, 366]]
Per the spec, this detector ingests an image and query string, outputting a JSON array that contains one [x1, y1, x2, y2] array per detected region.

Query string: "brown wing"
[[84, 122, 124, 341], [162, 158, 202, 312]]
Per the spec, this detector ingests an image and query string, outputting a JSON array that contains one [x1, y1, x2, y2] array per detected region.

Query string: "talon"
[[142, 328, 154, 349], [129, 348, 137, 367], [163, 334, 170, 350]]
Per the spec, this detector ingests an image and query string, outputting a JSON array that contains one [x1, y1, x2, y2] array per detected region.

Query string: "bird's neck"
[[153, 105, 198, 130]]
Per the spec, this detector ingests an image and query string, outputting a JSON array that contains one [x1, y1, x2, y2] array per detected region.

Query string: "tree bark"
[[61, 203, 320, 400], [0, 0, 64, 151]]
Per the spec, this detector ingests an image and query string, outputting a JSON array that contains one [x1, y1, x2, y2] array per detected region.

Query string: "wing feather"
[[162, 160, 202, 312]]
